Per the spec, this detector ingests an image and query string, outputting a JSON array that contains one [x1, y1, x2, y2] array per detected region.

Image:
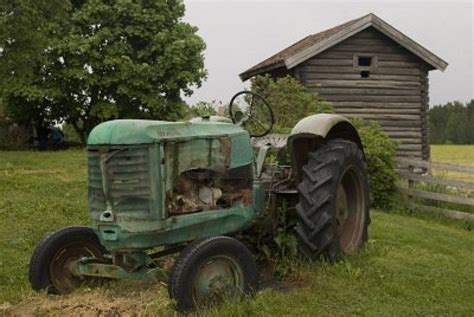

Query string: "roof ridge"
[[239, 13, 447, 81], [239, 14, 370, 79]]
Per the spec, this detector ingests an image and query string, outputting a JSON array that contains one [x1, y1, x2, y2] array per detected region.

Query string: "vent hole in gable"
[[360, 71, 370, 78], [358, 56, 372, 67]]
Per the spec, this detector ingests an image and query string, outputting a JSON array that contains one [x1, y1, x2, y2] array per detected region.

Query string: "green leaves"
[[187, 101, 218, 118], [352, 118, 398, 209], [0, 0, 207, 143], [250, 75, 333, 133]]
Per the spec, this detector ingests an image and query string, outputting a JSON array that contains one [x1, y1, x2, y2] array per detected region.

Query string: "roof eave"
[[239, 61, 286, 81]]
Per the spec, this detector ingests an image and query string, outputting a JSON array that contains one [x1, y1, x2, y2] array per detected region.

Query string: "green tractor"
[[29, 91, 369, 312]]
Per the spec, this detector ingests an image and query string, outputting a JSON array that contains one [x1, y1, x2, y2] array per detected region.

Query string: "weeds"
[[254, 203, 300, 277]]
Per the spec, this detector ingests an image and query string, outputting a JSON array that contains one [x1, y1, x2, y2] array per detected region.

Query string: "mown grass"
[[1, 149, 473, 316], [431, 145, 474, 182], [208, 211, 474, 316], [431, 145, 474, 166], [0, 150, 90, 305]]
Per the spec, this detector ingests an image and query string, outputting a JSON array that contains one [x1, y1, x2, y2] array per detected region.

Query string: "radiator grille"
[[88, 151, 105, 212], [87, 146, 151, 214]]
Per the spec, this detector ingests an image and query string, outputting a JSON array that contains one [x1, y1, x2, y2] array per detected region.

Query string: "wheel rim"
[[335, 165, 366, 254], [50, 241, 103, 293], [192, 255, 244, 306]]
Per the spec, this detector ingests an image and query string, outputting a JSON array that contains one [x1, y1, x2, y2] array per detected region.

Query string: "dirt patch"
[[1, 282, 173, 317]]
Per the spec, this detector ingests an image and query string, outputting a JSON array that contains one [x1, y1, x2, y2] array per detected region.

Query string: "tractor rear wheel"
[[168, 236, 259, 312], [29, 226, 106, 294], [296, 139, 369, 261]]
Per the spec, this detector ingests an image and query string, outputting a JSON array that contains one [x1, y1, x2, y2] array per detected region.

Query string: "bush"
[[0, 121, 30, 150], [186, 101, 219, 119], [250, 75, 333, 133], [352, 118, 398, 209], [62, 123, 83, 144]]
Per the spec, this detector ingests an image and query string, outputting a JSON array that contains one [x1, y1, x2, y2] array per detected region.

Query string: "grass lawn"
[[431, 145, 474, 166], [430, 145, 474, 182], [1, 149, 473, 316]]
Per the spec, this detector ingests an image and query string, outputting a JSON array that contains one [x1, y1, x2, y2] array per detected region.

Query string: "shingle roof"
[[239, 13, 448, 81]]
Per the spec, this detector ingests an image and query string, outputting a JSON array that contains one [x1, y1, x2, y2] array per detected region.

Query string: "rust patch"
[[241, 189, 253, 206], [219, 137, 232, 168]]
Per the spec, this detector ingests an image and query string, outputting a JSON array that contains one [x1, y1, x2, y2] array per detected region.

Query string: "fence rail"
[[396, 158, 474, 222], [397, 158, 474, 173]]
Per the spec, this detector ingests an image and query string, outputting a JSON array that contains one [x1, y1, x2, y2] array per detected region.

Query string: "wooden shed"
[[240, 13, 448, 160]]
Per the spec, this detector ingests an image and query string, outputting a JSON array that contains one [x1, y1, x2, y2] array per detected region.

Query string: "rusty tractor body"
[[29, 91, 369, 312]]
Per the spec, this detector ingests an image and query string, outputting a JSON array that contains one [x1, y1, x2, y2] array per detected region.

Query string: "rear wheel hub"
[[336, 166, 365, 254]]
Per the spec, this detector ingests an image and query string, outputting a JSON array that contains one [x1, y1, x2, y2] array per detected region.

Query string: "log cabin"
[[239, 13, 448, 160]]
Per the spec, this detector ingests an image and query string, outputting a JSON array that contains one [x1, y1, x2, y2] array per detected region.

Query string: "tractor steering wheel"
[[229, 91, 275, 138]]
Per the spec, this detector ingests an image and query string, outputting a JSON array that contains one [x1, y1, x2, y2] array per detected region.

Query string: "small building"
[[240, 13, 448, 160]]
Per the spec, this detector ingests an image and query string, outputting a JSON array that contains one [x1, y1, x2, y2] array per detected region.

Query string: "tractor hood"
[[87, 119, 248, 145]]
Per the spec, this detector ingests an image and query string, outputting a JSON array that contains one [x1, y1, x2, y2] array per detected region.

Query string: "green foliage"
[[429, 100, 473, 144], [0, 0, 207, 143], [0, 0, 70, 128], [256, 204, 299, 277], [0, 0, 70, 77], [352, 118, 398, 209], [0, 98, 5, 116], [0, 123, 30, 150], [250, 75, 333, 133], [62, 122, 83, 144], [187, 101, 218, 118]]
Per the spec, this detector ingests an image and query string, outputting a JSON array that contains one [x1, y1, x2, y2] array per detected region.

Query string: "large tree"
[[0, 0, 207, 143], [0, 0, 69, 128]]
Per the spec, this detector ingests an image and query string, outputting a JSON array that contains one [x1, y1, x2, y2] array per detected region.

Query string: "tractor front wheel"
[[296, 139, 369, 261], [29, 226, 106, 294], [168, 236, 259, 312]]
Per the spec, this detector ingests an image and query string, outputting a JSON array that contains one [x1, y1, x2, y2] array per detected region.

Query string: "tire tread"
[[296, 139, 370, 261]]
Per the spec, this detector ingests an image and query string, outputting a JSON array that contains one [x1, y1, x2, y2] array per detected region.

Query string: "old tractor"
[[29, 91, 369, 312]]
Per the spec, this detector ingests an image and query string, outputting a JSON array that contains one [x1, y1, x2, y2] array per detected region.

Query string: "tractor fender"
[[287, 114, 364, 180]]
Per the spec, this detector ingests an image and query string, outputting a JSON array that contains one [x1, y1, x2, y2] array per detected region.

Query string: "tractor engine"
[[167, 167, 253, 214]]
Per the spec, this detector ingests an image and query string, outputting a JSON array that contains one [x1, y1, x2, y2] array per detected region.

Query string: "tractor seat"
[[251, 134, 288, 149]]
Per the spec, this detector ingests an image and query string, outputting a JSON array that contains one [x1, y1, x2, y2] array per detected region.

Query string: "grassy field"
[[431, 145, 474, 166], [1, 147, 473, 316], [431, 145, 474, 182]]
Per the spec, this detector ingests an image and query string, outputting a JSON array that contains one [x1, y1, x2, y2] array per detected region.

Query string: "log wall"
[[294, 27, 430, 159]]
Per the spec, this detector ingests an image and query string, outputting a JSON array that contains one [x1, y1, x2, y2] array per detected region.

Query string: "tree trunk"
[[71, 121, 87, 145]]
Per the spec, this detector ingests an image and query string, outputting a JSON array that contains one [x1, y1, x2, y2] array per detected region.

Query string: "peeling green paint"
[[87, 119, 259, 252]]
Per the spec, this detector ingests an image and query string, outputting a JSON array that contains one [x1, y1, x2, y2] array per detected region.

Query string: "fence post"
[[408, 163, 414, 191], [408, 156, 414, 200]]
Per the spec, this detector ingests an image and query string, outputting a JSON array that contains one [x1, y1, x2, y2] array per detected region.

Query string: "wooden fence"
[[396, 158, 474, 222]]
